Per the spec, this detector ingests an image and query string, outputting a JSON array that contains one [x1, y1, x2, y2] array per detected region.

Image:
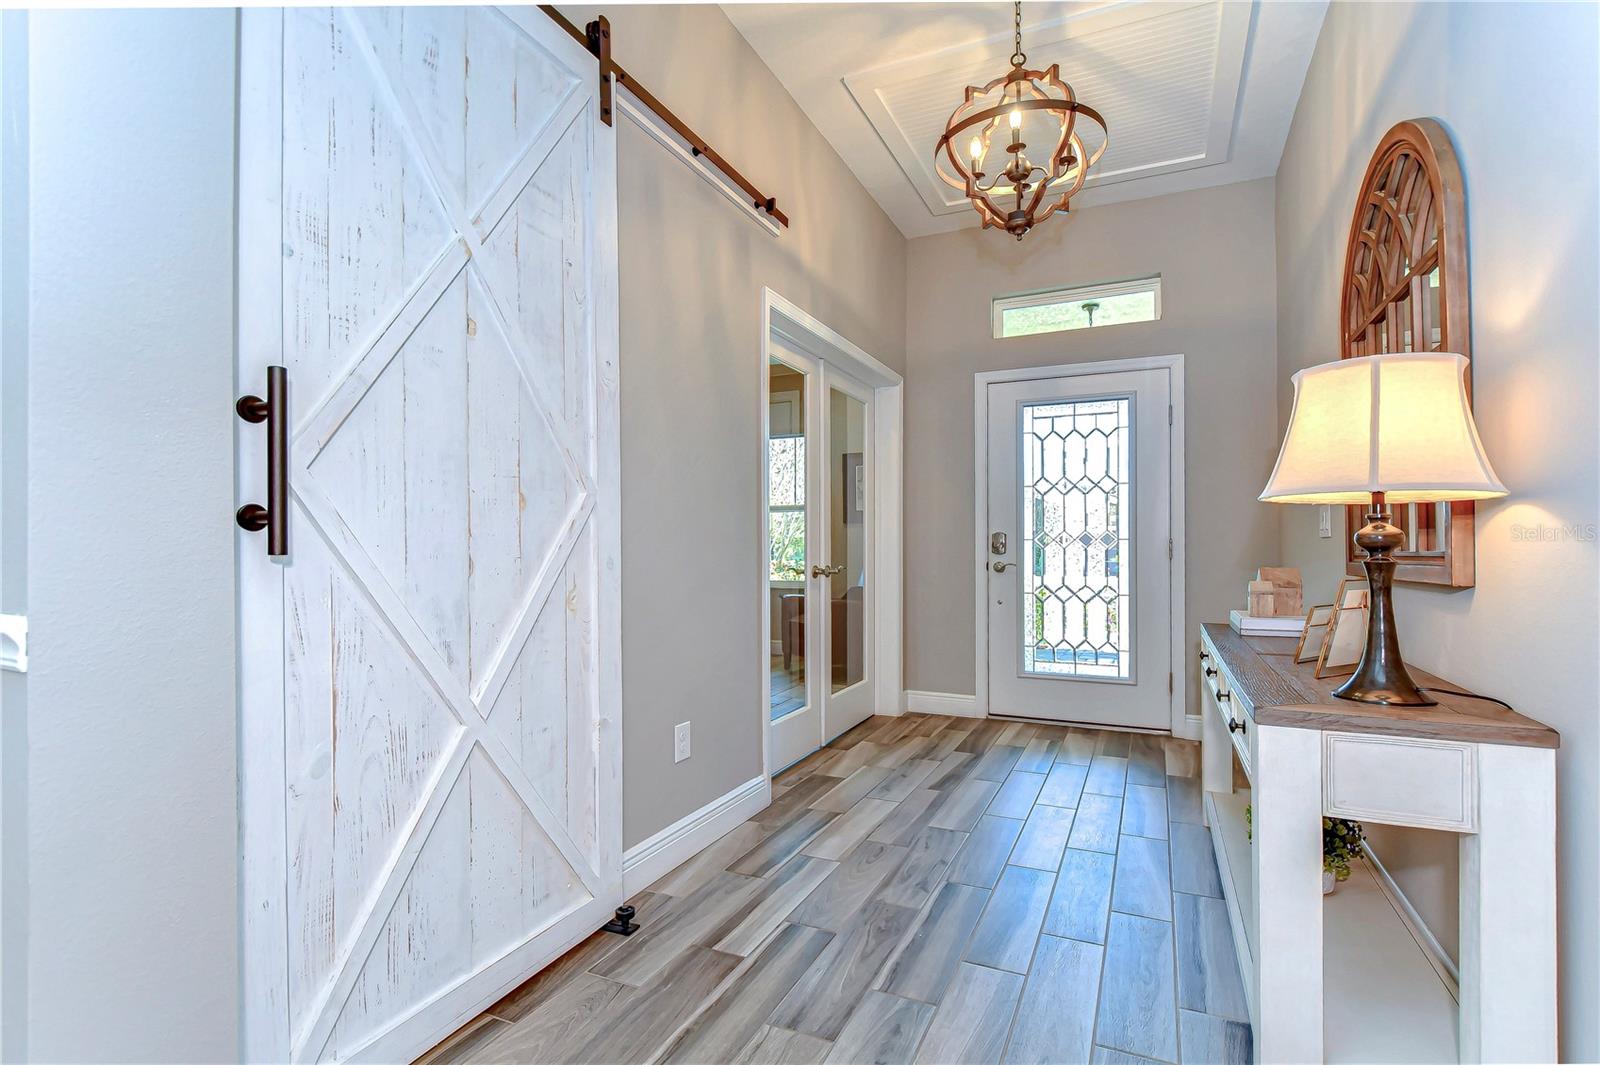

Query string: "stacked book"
[[1229, 610, 1305, 637]]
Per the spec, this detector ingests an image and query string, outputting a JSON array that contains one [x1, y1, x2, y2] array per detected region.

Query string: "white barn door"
[[236, 8, 620, 1062]]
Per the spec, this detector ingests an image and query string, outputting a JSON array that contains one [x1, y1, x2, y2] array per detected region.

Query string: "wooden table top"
[[1202, 622, 1560, 749]]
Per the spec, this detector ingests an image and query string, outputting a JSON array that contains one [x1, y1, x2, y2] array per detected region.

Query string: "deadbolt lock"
[[990, 531, 1007, 555]]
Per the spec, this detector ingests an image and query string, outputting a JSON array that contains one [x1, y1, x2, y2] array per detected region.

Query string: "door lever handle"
[[237, 365, 288, 557], [991, 561, 1016, 572], [811, 563, 845, 578]]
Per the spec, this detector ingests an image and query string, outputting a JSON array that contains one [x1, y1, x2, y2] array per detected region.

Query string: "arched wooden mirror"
[[1340, 117, 1475, 587]]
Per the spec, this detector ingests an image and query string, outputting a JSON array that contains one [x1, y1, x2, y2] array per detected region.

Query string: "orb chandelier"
[[933, 1, 1108, 240]]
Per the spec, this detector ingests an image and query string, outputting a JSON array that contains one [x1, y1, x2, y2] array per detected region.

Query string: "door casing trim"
[[972, 355, 1190, 738], [760, 288, 904, 781]]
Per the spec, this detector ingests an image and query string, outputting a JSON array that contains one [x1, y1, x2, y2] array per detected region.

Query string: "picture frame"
[[1295, 604, 1335, 663], [843, 452, 864, 524], [1315, 578, 1370, 679]]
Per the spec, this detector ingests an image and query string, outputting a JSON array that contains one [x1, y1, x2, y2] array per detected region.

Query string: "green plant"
[[1323, 816, 1365, 881], [1243, 806, 1366, 881]]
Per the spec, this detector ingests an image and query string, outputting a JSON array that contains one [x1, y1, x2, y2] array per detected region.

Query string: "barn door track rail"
[[539, 6, 791, 228]]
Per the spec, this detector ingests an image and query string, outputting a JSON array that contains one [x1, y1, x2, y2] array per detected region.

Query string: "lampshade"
[[1260, 353, 1507, 505]]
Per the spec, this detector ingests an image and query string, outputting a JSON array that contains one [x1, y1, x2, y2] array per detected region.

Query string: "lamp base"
[[1332, 494, 1438, 709], [1332, 671, 1437, 707]]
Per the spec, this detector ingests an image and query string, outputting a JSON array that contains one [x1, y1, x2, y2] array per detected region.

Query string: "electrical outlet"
[[674, 721, 691, 764], [1318, 504, 1332, 538]]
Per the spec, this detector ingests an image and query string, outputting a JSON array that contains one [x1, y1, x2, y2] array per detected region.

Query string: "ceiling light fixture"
[[934, 1, 1108, 240]]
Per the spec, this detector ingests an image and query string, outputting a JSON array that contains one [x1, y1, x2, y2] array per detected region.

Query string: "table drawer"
[[1222, 687, 1250, 777], [1200, 641, 1251, 777], [1322, 732, 1477, 832]]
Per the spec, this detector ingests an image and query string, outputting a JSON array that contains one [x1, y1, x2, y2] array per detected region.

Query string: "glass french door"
[[767, 348, 874, 770], [822, 372, 874, 740], [768, 346, 819, 770]]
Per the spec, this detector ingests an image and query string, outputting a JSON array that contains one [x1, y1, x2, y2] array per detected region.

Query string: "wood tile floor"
[[421, 714, 1252, 1065]]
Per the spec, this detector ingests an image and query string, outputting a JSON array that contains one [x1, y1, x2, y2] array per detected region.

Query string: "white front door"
[[237, 9, 620, 1062], [983, 367, 1173, 729]]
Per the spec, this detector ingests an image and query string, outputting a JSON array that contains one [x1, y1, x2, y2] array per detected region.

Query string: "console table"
[[1198, 622, 1558, 1064]]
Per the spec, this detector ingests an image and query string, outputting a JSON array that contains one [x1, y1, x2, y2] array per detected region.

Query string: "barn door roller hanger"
[[538, 6, 789, 228]]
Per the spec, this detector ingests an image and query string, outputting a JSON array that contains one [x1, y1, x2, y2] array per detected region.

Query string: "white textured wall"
[[23, 10, 239, 1060], [1274, 3, 1600, 1057], [0, 12, 29, 1061]]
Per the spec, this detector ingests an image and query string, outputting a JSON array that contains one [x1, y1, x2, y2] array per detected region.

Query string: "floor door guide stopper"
[[601, 905, 638, 936]]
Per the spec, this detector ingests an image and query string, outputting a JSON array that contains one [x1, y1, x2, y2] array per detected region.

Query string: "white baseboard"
[[622, 774, 770, 896], [903, 690, 982, 718]]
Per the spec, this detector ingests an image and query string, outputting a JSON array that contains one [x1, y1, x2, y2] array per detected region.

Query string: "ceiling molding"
[[726, 1, 1328, 239], [844, 1, 1249, 218]]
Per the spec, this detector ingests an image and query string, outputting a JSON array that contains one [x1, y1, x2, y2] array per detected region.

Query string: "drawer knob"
[[1228, 718, 1246, 734], [1217, 691, 1231, 702], [1198, 649, 1210, 661], [1204, 667, 1218, 678]]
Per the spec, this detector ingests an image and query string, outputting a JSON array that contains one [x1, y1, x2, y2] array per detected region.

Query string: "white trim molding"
[[972, 354, 1189, 737], [622, 775, 769, 897], [903, 690, 981, 718]]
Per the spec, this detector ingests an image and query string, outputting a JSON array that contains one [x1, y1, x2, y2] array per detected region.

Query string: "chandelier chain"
[[1011, 0, 1025, 67]]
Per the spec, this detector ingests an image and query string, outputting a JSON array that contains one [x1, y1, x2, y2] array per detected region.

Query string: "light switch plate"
[[674, 721, 691, 763]]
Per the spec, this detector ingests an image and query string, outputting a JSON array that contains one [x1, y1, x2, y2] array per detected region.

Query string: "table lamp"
[[1260, 353, 1506, 706]]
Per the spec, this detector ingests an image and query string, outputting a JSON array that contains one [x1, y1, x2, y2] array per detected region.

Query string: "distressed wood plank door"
[[236, 9, 620, 1062]]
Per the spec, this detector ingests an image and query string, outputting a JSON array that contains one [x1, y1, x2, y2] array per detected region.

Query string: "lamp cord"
[[1418, 687, 1516, 713]]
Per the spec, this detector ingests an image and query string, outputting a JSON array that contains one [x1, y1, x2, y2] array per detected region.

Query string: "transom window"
[[993, 277, 1161, 339]]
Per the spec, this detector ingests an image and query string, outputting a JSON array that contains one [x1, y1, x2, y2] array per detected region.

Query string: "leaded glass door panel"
[[985, 368, 1172, 729]]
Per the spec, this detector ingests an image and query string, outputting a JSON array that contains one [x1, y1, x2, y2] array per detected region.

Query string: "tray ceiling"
[[726, 1, 1327, 238]]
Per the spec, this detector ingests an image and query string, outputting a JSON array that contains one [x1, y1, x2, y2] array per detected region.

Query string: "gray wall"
[[902, 178, 1282, 713], [558, 5, 908, 848], [19, 10, 240, 1060], [1274, 2, 1600, 1057]]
